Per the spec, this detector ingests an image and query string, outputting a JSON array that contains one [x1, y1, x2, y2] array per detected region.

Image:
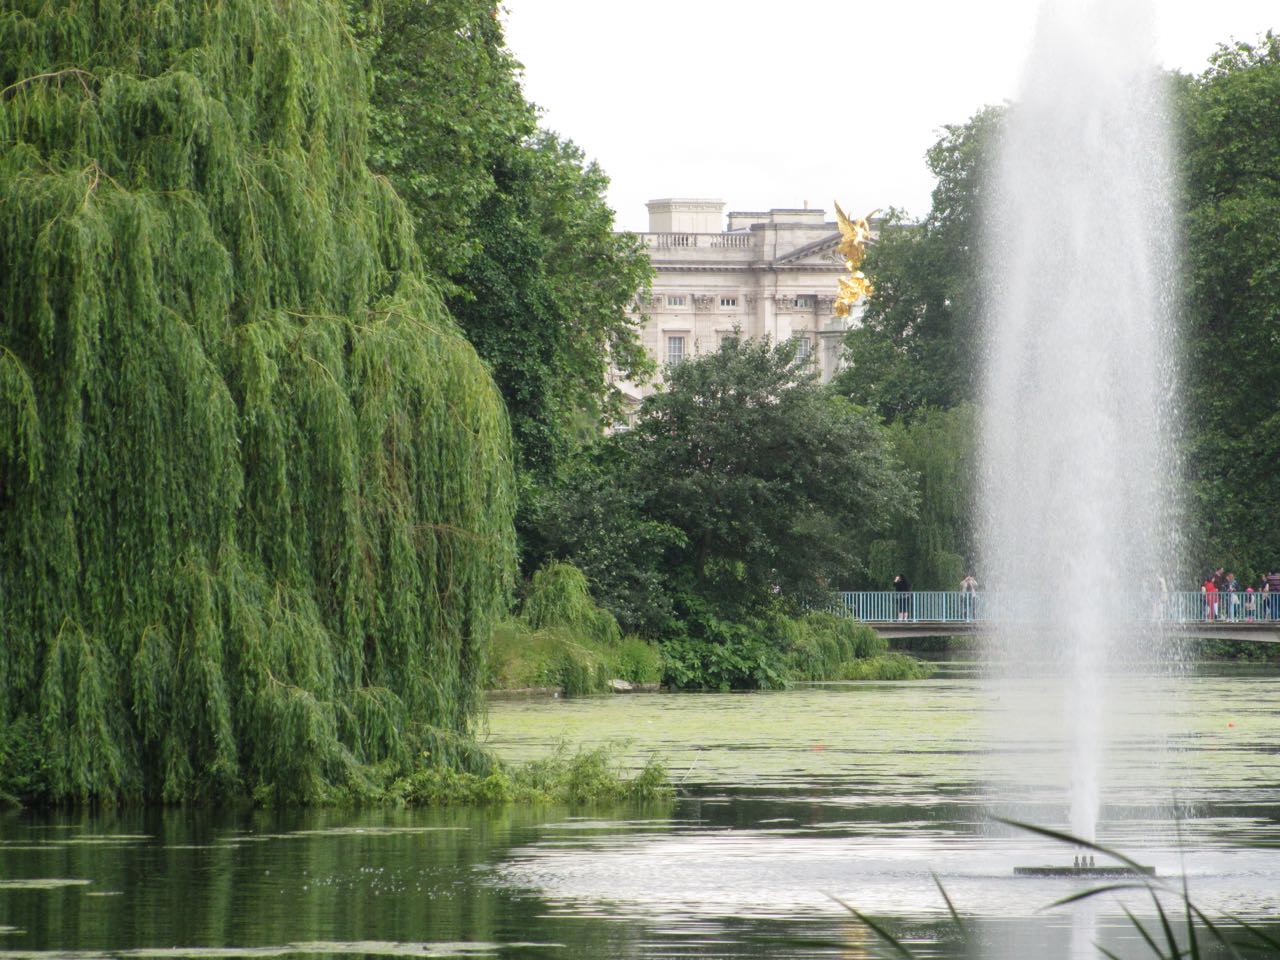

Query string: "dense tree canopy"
[[835, 41, 1280, 586], [364, 0, 652, 490], [447, 132, 653, 481], [525, 443, 685, 637], [0, 0, 515, 803], [863, 405, 977, 590], [1179, 33, 1280, 578], [634, 339, 913, 613], [533, 339, 914, 627], [833, 107, 1002, 422]]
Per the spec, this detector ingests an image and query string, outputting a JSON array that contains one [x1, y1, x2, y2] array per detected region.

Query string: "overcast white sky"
[[503, 1, 1277, 231]]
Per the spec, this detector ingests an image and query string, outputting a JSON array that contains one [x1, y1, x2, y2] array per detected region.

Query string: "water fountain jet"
[[980, 0, 1178, 872]]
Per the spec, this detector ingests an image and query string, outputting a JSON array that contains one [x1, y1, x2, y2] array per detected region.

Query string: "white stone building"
[[613, 198, 871, 410]]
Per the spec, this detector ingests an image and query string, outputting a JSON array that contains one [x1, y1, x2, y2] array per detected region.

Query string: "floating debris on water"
[[0, 878, 92, 890]]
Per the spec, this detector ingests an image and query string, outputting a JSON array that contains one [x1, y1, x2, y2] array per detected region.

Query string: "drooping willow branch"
[[0, 0, 516, 804]]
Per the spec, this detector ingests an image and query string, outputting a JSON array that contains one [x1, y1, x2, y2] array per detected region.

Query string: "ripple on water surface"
[[0, 669, 1276, 960]]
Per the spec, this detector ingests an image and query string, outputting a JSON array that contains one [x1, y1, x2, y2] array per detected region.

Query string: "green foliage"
[[524, 340, 927, 689], [1183, 639, 1276, 663], [523, 562, 621, 645], [488, 619, 590, 693], [782, 613, 888, 681], [661, 628, 789, 693], [0, 714, 48, 806], [395, 745, 672, 806], [834, 107, 1002, 422], [360, 0, 531, 280], [0, 0, 515, 803], [660, 609, 925, 691], [524, 441, 686, 636], [1178, 33, 1280, 575], [446, 132, 653, 484], [362, 0, 653, 493], [835, 653, 935, 681], [863, 405, 977, 589], [626, 337, 914, 617], [487, 564, 663, 694], [611, 635, 664, 686]]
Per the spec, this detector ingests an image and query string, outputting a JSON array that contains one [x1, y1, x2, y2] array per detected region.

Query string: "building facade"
[[613, 198, 870, 409]]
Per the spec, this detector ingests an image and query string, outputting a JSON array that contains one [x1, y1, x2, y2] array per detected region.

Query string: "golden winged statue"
[[833, 201, 879, 318]]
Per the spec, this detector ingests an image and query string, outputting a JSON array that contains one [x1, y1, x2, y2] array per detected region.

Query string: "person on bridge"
[[1267, 570, 1280, 620], [960, 574, 978, 621], [1202, 574, 1218, 621], [894, 574, 912, 621]]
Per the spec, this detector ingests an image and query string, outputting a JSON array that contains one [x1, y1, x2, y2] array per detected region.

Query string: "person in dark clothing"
[[1267, 570, 1280, 620], [894, 573, 912, 621]]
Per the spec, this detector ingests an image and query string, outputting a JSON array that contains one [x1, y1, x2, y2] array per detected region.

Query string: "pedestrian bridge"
[[832, 591, 1280, 643]]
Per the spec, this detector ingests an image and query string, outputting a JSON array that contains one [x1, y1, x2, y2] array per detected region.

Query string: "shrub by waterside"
[[486, 563, 664, 695], [661, 609, 933, 690], [485, 563, 934, 695], [487, 620, 663, 695], [835, 652, 935, 681], [392, 745, 672, 806]]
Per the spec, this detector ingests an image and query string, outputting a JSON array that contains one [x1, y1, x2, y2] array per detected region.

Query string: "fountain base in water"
[[1014, 865, 1156, 878]]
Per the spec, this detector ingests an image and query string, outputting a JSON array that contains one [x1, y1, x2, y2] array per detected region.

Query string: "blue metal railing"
[[832, 591, 1280, 624]]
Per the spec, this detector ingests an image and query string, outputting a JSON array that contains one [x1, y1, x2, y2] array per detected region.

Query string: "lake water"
[[2, 664, 1277, 958]]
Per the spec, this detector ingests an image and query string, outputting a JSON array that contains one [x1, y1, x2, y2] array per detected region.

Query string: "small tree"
[[627, 338, 914, 616]]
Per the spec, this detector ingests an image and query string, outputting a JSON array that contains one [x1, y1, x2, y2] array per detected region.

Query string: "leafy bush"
[[523, 562, 621, 645], [661, 612, 789, 691], [395, 745, 672, 805], [488, 619, 609, 694], [488, 564, 664, 694], [836, 653, 935, 681], [783, 613, 888, 680], [612, 635, 664, 684], [661, 609, 927, 690], [1186, 639, 1275, 662]]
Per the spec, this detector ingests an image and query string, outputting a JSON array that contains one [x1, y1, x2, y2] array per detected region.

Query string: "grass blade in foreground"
[[931, 869, 966, 934], [829, 895, 918, 959], [993, 817, 1160, 878]]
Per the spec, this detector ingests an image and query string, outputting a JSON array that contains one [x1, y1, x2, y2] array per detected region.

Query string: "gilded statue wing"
[[833, 202, 879, 314], [834, 201, 864, 265]]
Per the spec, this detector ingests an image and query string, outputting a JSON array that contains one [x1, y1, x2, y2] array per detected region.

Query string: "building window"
[[795, 296, 814, 309], [719, 296, 738, 308], [793, 335, 812, 362], [666, 335, 686, 366], [666, 295, 686, 307]]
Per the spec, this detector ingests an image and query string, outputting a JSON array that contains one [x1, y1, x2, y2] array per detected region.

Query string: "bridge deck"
[[866, 621, 1280, 642], [834, 592, 1280, 644]]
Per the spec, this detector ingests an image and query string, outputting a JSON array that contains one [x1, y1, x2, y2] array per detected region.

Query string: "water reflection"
[[0, 667, 1276, 959]]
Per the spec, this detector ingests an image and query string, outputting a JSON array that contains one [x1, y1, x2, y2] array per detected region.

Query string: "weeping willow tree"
[[0, 0, 516, 803], [865, 404, 976, 589]]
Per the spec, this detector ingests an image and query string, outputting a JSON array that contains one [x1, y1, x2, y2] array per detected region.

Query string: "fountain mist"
[[980, 0, 1180, 844]]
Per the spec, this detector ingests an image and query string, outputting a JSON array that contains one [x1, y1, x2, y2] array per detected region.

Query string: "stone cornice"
[[773, 232, 843, 265]]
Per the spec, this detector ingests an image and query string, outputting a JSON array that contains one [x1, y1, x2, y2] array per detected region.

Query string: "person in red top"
[[1202, 575, 1218, 621]]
